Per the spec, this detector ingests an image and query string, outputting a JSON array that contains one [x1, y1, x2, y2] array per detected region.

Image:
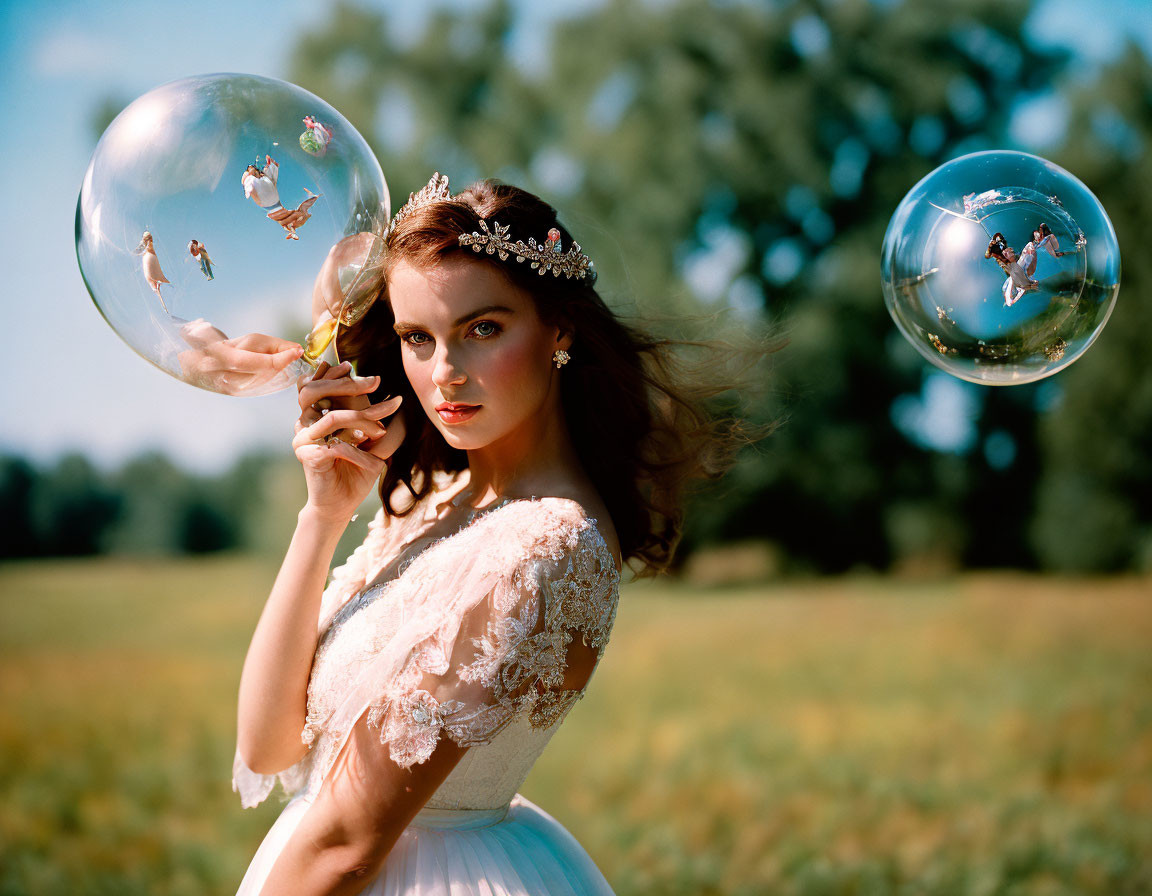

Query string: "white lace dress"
[[231, 474, 621, 895]]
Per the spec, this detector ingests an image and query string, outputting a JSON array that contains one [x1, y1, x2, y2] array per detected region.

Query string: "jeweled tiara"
[[382, 172, 452, 240], [459, 218, 593, 280], [382, 172, 594, 280]]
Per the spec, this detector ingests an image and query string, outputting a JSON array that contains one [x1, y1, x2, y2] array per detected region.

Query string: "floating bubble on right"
[[881, 151, 1120, 385]]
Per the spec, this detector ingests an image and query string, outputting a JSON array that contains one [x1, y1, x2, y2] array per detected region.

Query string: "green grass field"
[[1, 558, 1150, 895]]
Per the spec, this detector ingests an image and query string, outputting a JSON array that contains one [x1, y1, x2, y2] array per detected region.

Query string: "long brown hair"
[[338, 179, 747, 574]]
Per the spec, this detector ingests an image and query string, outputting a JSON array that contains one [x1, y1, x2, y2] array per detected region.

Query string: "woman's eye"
[[402, 331, 430, 346], [471, 321, 500, 338]]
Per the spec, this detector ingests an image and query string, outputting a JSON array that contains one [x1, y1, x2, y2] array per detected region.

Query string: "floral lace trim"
[[359, 522, 619, 768], [368, 689, 466, 768]]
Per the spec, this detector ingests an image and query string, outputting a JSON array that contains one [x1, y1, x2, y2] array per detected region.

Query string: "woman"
[[1021, 222, 1066, 276], [985, 232, 1037, 306], [1031, 222, 1066, 259], [231, 174, 737, 894], [132, 230, 171, 311]]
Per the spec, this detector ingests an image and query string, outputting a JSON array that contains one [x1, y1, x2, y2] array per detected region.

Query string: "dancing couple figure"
[[985, 223, 1066, 306]]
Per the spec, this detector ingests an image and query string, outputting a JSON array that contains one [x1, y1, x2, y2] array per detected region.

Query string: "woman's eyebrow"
[[393, 305, 515, 332]]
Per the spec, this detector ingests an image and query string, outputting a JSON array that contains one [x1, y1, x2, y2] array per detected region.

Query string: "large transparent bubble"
[[76, 73, 389, 396], [881, 151, 1120, 385]]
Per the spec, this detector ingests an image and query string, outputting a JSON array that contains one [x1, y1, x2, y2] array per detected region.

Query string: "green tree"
[[0, 455, 39, 558], [289, 0, 1076, 571], [30, 455, 122, 556], [105, 451, 190, 554], [106, 452, 246, 556]]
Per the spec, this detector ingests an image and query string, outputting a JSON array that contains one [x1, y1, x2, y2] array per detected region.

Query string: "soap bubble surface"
[[76, 73, 389, 395], [881, 151, 1120, 385]]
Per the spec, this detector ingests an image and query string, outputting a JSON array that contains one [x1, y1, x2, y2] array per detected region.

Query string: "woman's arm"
[[236, 506, 349, 773], [237, 362, 405, 773], [257, 716, 470, 895]]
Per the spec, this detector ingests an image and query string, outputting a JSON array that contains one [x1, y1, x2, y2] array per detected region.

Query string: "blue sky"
[[2, 0, 1150, 473]]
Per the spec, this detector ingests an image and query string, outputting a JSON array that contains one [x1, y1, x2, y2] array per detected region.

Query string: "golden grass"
[[1, 560, 1150, 894]]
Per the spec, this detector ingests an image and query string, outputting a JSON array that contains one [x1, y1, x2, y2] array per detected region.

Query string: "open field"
[[1, 558, 1150, 895]]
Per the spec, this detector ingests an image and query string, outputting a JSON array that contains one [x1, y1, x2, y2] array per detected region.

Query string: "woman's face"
[[386, 255, 570, 452]]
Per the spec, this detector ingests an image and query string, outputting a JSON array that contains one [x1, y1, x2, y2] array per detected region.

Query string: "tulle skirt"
[[235, 793, 615, 895]]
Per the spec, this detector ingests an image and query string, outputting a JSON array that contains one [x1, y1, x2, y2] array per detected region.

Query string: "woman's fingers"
[[297, 367, 380, 410], [295, 361, 332, 432], [295, 396, 403, 442], [325, 441, 387, 475], [296, 360, 336, 394], [297, 361, 349, 407], [293, 362, 401, 445], [366, 396, 403, 419], [296, 408, 387, 445], [230, 332, 302, 354], [201, 334, 304, 373], [293, 433, 385, 476]]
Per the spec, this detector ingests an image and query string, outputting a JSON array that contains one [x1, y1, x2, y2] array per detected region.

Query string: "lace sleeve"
[[379, 517, 619, 764], [299, 500, 620, 791]]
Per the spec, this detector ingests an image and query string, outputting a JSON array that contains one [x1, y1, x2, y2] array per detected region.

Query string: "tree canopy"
[[283, 0, 1150, 573], [68, 0, 1151, 573]]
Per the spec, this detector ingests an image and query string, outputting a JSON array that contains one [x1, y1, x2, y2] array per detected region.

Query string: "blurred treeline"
[[0, 452, 315, 561], [72, 0, 1152, 574]]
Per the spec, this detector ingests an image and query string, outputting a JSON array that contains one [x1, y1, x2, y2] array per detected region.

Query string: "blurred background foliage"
[[33, 0, 1152, 576]]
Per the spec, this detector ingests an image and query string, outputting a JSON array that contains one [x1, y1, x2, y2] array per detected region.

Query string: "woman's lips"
[[436, 403, 481, 424]]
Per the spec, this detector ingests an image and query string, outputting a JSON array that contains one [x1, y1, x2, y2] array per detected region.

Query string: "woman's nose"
[[431, 348, 467, 388]]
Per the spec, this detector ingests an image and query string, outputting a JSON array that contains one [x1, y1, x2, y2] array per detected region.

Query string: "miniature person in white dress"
[[133, 230, 171, 312], [242, 155, 281, 210], [242, 154, 321, 240], [231, 174, 741, 895]]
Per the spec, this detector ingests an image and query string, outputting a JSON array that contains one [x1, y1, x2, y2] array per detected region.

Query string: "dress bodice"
[[420, 704, 571, 810], [232, 473, 620, 811]]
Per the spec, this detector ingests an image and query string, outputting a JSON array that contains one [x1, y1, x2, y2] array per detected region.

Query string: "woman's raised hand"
[[176, 320, 304, 395], [293, 361, 406, 524]]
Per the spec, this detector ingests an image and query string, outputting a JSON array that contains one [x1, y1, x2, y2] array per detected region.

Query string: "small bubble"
[[882, 151, 1120, 385]]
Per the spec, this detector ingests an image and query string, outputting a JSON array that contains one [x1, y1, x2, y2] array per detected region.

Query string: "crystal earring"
[[552, 349, 571, 369]]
